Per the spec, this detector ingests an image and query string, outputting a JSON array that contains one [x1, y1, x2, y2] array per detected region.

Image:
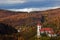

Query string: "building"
[[40, 28, 57, 37], [37, 22, 57, 37], [37, 22, 42, 38]]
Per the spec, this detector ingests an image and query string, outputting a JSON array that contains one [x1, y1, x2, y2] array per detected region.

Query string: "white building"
[[37, 23, 42, 38]]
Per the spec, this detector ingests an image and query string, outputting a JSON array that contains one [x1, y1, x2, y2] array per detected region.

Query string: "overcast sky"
[[0, 0, 60, 9]]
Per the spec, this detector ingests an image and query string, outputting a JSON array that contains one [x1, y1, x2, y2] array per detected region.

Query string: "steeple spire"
[[37, 21, 42, 38]]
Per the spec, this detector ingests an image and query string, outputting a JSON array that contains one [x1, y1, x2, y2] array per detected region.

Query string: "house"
[[37, 22, 57, 37], [40, 27, 57, 37]]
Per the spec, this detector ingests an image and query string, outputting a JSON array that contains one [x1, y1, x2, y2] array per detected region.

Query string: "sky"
[[0, 0, 60, 10]]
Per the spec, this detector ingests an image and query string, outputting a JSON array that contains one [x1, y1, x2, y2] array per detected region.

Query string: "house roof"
[[37, 22, 42, 26], [40, 28, 53, 31], [40, 28, 54, 34]]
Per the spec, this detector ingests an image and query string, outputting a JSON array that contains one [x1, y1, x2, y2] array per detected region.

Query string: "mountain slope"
[[0, 8, 60, 29]]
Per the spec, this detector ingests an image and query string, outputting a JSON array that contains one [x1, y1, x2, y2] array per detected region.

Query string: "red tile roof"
[[40, 28, 53, 31], [40, 28, 54, 34]]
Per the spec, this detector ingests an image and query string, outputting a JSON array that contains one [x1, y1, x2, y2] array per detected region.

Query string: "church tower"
[[37, 22, 42, 38]]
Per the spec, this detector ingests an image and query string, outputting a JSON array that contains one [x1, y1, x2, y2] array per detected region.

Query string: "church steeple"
[[37, 22, 42, 38]]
